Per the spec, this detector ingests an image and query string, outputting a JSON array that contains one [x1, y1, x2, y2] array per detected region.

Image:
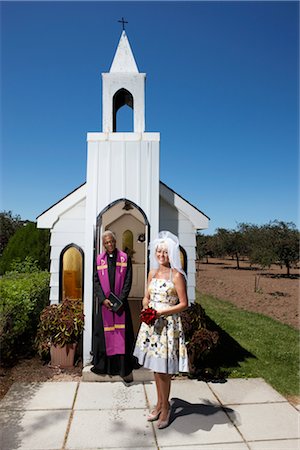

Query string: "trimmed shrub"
[[0, 270, 50, 365]]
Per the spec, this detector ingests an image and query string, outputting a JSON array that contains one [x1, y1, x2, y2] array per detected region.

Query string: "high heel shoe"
[[147, 409, 161, 422], [157, 408, 171, 429]]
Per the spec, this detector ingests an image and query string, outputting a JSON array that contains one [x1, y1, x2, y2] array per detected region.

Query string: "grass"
[[197, 292, 299, 397]]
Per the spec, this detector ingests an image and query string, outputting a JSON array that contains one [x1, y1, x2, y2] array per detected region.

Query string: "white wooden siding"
[[48, 199, 86, 304], [159, 196, 197, 303]]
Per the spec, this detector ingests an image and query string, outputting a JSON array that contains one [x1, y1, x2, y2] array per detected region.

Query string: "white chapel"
[[37, 31, 209, 365]]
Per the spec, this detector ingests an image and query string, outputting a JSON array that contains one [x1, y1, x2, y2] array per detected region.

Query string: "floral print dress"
[[133, 275, 189, 374]]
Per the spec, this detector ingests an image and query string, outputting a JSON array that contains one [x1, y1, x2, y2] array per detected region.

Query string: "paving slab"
[[154, 407, 243, 447], [79, 448, 156, 450], [229, 402, 299, 441], [0, 409, 70, 450], [0, 382, 78, 411], [161, 444, 248, 450], [74, 382, 147, 410], [208, 378, 287, 405], [65, 409, 155, 449], [145, 379, 218, 408], [248, 439, 300, 450]]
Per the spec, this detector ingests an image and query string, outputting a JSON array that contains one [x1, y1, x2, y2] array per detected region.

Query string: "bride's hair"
[[149, 230, 186, 280]]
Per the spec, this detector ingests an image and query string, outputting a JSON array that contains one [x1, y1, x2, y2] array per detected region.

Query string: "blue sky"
[[1, 1, 299, 234]]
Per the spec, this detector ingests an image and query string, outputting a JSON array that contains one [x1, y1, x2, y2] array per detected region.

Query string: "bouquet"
[[140, 307, 157, 326]]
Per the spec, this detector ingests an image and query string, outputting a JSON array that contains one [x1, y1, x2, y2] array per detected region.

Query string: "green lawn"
[[197, 292, 299, 397]]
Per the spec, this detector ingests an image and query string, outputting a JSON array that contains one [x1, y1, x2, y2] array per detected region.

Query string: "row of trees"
[[197, 220, 299, 276]]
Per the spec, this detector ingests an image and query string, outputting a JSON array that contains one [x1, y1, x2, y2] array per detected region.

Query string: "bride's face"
[[156, 244, 169, 266]]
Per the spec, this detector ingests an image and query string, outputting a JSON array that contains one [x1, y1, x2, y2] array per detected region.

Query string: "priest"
[[91, 230, 136, 381]]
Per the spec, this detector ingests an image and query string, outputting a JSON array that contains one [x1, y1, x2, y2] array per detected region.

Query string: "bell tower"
[[102, 31, 145, 133]]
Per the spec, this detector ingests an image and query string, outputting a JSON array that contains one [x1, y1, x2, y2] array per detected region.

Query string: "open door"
[[95, 199, 149, 336]]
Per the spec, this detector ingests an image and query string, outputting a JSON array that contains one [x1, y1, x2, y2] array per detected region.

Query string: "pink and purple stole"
[[96, 250, 128, 356]]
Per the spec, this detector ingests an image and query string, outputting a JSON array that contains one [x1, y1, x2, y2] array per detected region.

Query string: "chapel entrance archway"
[[95, 199, 150, 336]]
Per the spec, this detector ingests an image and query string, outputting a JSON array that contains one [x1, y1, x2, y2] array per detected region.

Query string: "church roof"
[[160, 181, 210, 229], [109, 31, 139, 73], [37, 180, 209, 230], [160, 181, 210, 220], [37, 183, 86, 228]]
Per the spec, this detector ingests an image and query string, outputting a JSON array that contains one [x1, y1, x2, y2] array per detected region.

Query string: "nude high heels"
[[147, 409, 161, 422], [157, 408, 171, 429]]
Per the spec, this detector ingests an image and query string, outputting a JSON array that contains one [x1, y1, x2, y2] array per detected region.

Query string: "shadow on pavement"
[[169, 397, 240, 433]]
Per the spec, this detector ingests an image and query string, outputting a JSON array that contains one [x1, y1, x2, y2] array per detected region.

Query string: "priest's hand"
[[103, 299, 112, 310]]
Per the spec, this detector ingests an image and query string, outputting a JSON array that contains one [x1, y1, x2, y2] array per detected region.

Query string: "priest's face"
[[103, 235, 116, 254]]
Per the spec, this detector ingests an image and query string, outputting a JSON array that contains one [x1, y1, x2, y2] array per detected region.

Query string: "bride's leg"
[[156, 372, 171, 422], [153, 372, 163, 412]]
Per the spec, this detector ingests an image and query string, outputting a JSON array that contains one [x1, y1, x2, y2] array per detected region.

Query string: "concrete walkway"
[[0, 377, 299, 450]]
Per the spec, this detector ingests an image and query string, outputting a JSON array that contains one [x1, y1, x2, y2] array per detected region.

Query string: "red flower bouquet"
[[140, 307, 157, 326]]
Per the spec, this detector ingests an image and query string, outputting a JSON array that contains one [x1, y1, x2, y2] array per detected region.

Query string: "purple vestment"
[[97, 250, 128, 356]]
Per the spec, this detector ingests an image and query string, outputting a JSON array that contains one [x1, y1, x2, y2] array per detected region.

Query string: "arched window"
[[60, 245, 84, 302], [122, 229, 134, 257], [113, 88, 134, 132], [179, 245, 188, 274]]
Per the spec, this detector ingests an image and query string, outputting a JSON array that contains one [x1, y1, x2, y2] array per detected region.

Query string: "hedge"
[[0, 270, 50, 364]]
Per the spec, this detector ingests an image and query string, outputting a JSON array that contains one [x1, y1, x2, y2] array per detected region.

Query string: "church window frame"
[[179, 245, 188, 274], [122, 229, 134, 257], [59, 244, 84, 303], [113, 88, 134, 132]]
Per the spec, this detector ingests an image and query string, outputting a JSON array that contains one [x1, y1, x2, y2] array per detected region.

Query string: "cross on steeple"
[[118, 17, 128, 31]]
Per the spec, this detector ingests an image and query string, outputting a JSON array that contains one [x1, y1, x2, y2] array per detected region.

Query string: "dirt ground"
[[0, 258, 299, 401], [196, 258, 299, 330], [0, 357, 82, 401]]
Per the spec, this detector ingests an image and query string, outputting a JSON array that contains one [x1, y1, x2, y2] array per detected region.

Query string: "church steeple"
[[109, 31, 139, 73], [102, 32, 146, 133]]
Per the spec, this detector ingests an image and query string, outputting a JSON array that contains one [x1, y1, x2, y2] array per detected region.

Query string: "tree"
[[0, 222, 50, 274], [239, 223, 275, 269], [209, 228, 229, 258], [214, 228, 248, 269], [238, 222, 275, 292], [196, 234, 215, 262], [0, 211, 23, 256], [237, 221, 299, 276], [268, 221, 299, 276]]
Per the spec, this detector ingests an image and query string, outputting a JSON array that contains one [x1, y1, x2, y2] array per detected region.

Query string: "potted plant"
[[36, 298, 84, 368]]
